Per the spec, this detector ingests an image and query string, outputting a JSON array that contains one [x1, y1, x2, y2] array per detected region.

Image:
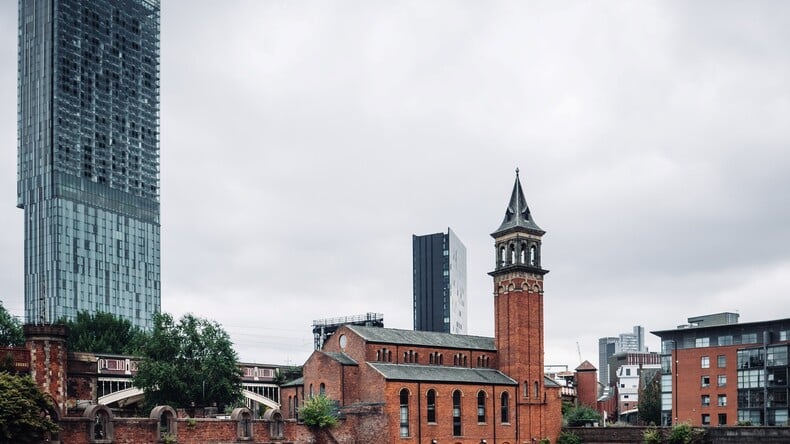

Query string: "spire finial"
[[515, 167, 520, 176]]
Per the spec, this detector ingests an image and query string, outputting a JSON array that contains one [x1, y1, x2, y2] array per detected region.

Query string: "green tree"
[[299, 394, 339, 428], [61, 311, 146, 354], [564, 404, 603, 427], [133, 313, 242, 410], [0, 301, 24, 347], [0, 372, 59, 443], [638, 371, 662, 425]]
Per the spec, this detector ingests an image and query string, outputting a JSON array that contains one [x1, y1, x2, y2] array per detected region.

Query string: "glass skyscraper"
[[412, 228, 467, 334], [18, 0, 161, 329]]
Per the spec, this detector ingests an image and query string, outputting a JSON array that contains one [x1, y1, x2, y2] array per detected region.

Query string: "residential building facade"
[[412, 228, 467, 334], [18, 0, 161, 329], [653, 313, 790, 426]]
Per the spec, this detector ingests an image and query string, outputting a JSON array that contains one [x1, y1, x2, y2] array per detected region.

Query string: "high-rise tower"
[[18, 0, 161, 329], [490, 169, 553, 439], [412, 228, 467, 334]]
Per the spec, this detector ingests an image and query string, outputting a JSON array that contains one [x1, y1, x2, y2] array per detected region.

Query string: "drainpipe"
[[417, 382, 422, 442], [491, 384, 496, 444]]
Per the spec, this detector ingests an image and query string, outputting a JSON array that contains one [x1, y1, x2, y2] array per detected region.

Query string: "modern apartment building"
[[18, 0, 161, 328], [412, 228, 467, 334], [653, 313, 790, 426]]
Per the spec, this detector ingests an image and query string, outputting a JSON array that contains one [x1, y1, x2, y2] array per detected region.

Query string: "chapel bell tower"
[[490, 168, 549, 436]]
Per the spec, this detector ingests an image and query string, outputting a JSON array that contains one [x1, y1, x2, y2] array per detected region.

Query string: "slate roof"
[[280, 376, 304, 388], [322, 351, 358, 366], [544, 375, 561, 388], [346, 325, 496, 351], [492, 169, 544, 236], [368, 363, 516, 385]]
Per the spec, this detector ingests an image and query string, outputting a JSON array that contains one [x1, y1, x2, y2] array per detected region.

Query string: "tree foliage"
[[0, 301, 24, 347], [133, 313, 242, 409], [0, 372, 59, 443], [61, 311, 146, 354], [639, 371, 662, 425], [300, 394, 339, 428], [563, 404, 603, 427]]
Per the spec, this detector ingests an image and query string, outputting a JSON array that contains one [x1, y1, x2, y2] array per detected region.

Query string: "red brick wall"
[[673, 345, 739, 426], [576, 369, 599, 409], [57, 416, 297, 444]]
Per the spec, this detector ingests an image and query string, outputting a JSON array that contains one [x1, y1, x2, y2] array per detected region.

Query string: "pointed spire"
[[492, 168, 544, 237]]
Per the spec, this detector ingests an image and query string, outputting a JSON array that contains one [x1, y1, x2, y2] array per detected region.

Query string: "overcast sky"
[[1, 1, 789, 369]]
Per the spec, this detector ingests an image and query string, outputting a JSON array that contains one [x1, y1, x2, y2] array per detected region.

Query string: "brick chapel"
[[282, 170, 563, 443]]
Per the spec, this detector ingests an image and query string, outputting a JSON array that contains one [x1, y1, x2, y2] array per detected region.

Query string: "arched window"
[[534, 381, 539, 399], [530, 245, 537, 266], [477, 356, 482, 367], [85, 404, 114, 443], [376, 350, 381, 361], [453, 355, 458, 366], [309, 384, 314, 398], [427, 389, 437, 423], [414, 352, 418, 363], [477, 391, 486, 423], [430, 353, 434, 365], [509, 244, 516, 264], [499, 246, 506, 265], [452, 390, 462, 436], [400, 389, 410, 437], [150, 406, 177, 442], [388, 350, 392, 362], [319, 383, 325, 395], [523, 381, 529, 398], [501, 392, 510, 423], [264, 409, 284, 439], [404, 351, 409, 362], [231, 407, 254, 440], [463, 355, 468, 367]]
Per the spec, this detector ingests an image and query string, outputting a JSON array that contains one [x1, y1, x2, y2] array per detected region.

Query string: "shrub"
[[643, 425, 662, 444], [668, 421, 705, 444], [564, 405, 602, 427], [557, 431, 582, 444], [299, 394, 339, 428]]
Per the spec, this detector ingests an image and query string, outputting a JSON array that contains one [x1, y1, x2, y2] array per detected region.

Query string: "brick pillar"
[[24, 324, 69, 414]]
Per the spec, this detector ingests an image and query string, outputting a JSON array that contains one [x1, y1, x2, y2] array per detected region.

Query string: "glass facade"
[[412, 228, 467, 334], [18, 0, 160, 329]]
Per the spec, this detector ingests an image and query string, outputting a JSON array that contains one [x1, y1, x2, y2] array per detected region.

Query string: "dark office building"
[[18, 0, 161, 328], [412, 228, 466, 334]]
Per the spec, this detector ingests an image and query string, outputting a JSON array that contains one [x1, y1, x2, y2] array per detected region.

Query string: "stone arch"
[[84, 404, 114, 443], [150, 405, 177, 441], [263, 408, 284, 439], [231, 407, 254, 441]]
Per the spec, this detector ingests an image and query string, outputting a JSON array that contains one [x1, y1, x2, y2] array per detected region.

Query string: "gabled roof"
[[492, 169, 544, 237], [321, 351, 358, 366], [575, 360, 597, 372], [368, 363, 516, 385], [346, 325, 496, 351]]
